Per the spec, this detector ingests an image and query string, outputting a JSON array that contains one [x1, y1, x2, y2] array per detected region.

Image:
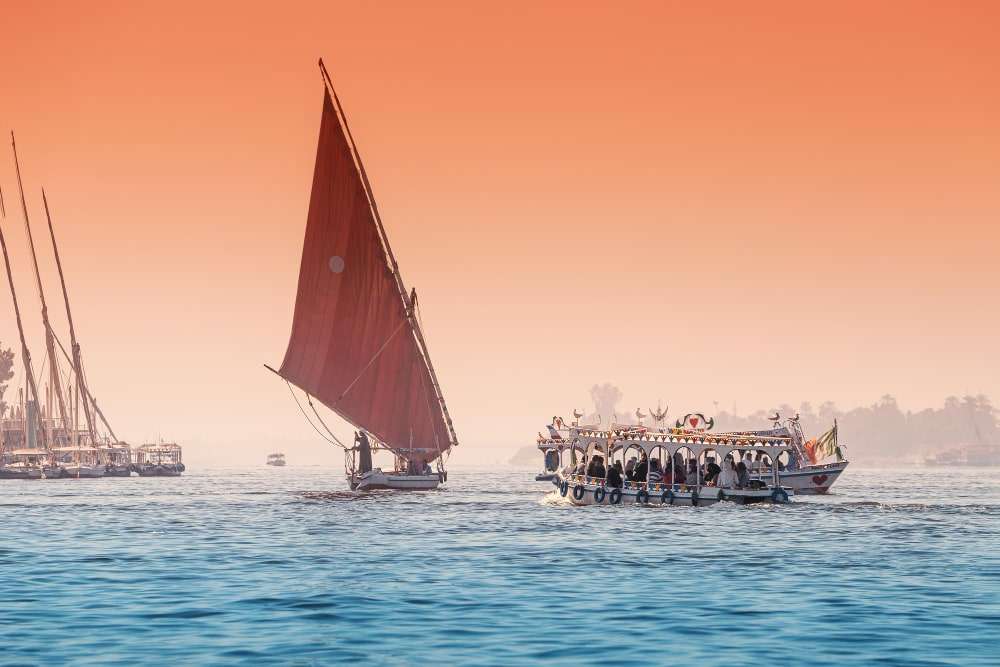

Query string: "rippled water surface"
[[1, 465, 998, 665]]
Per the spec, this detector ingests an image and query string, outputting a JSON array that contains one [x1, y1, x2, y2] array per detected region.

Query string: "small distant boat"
[[135, 442, 185, 477], [266, 453, 286, 467], [267, 60, 457, 492]]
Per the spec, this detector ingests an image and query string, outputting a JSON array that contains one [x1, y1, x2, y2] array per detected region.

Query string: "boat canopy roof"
[[539, 427, 794, 458], [51, 446, 99, 452], [9, 448, 47, 456]]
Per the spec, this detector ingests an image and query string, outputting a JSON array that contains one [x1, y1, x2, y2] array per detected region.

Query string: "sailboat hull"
[[350, 470, 441, 491]]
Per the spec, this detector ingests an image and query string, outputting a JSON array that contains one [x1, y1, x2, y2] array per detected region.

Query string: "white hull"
[[553, 474, 793, 507], [774, 462, 849, 494], [350, 470, 441, 491], [58, 465, 106, 479]]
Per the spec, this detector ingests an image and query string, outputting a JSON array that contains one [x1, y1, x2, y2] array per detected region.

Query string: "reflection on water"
[[1, 466, 998, 665]]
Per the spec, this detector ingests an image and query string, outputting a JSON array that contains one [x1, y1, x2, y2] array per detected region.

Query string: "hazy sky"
[[1, 1, 997, 465]]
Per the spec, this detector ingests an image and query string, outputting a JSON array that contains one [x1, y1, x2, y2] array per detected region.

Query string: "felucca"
[[268, 61, 457, 491]]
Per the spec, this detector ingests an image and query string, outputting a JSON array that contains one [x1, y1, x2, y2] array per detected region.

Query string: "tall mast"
[[42, 189, 98, 446], [318, 59, 458, 451], [0, 171, 46, 448], [11, 133, 70, 442]]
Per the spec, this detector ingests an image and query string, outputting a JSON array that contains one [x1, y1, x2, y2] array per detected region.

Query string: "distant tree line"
[[582, 383, 998, 460]]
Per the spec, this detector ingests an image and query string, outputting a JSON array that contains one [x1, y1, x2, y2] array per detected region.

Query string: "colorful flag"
[[804, 423, 842, 464]]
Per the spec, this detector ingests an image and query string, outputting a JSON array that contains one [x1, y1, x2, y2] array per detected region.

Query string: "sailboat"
[[268, 60, 458, 491], [0, 134, 130, 478]]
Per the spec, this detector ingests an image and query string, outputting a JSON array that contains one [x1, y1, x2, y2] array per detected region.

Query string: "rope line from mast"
[[285, 380, 346, 449], [305, 393, 346, 449]]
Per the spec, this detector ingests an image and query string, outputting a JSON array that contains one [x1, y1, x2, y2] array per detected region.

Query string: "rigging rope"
[[285, 380, 346, 449]]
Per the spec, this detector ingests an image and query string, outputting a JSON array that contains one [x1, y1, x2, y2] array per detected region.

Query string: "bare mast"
[[317, 59, 458, 452], [11, 133, 70, 444], [0, 175, 46, 448], [42, 189, 98, 446]]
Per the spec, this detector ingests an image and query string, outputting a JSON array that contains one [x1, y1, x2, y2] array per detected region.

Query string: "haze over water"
[[2, 466, 997, 665]]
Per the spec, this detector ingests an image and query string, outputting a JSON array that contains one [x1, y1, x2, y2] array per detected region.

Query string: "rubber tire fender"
[[691, 489, 699, 507], [593, 486, 607, 503], [661, 489, 674, 505], [559, 480, 569, 497], [771, 487, 789, 503], [609, 488, 623, 505], [635, 489, 649, 504], [572, 484, 586, 501]]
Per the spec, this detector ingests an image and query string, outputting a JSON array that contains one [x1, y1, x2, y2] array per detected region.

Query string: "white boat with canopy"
[[267, 61, 457, 492], [538, 411, 848, 496]]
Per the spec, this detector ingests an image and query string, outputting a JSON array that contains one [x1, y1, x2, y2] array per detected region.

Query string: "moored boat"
[[267, 60, 457, 492], [51, 446, 105, 478], [266, 453, 286, 467], [135, 442, 184, 477]]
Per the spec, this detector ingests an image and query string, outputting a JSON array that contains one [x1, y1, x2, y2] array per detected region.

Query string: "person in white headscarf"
[[718, 455, 738, 489]]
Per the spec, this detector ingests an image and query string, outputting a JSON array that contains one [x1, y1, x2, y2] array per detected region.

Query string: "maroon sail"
[[279, 87, 453, 459]]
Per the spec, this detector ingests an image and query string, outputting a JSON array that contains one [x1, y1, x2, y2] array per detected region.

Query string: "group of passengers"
[[568, 449, 786, 489]]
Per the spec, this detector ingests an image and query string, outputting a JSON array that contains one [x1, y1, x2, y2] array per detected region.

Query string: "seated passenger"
[[703, 457, 721, 485], [591, 456, 607, 479], [647, 458, 663, 484], [633, 455, 649, 482], [624, 456, 638, 480], [736, 460, 750, 488], [718, 456, 738, 488], [606, 463, 623, 488]]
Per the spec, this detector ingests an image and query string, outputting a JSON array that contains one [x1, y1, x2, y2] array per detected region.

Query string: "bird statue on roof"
[[635, 408, 647, 425], [768, 412, 781, 424], [572, 409, 584, 426]]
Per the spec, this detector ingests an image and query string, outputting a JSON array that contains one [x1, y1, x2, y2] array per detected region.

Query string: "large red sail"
[[279, 89, 452, 459]]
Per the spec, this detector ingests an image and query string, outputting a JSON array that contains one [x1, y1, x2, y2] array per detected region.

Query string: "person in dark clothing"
[[704, 457, 722, 484], [606, 463, 623, 488], [586, 456, 599, 477], [591, 456, 606, 479], [633, 455, 649, 482]]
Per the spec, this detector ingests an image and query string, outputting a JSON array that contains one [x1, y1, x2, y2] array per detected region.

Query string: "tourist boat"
[[266, 453, 287, 467], [545, 418, 794, 506], [135, 442, 185, 477], [51, 446, 105, 478], [537, 412, 848, 495], [101, 443, 133, 476], [266, 60, 457, 492]]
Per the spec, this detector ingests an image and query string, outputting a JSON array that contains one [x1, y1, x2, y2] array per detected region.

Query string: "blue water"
[[1, 466, 998, 666]]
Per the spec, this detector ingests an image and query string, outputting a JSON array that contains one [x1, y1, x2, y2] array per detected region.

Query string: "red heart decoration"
[[812, 475, 828, 485], [689, 417, 699, 428]]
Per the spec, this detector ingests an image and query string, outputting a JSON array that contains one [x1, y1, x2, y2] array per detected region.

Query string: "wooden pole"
[[42, 189, 98, 447], [0, 170, 46, 449], [11, 133, 70, 440]]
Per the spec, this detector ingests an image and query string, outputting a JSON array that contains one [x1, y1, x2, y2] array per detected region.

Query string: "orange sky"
[[1, 1, 998, 464]]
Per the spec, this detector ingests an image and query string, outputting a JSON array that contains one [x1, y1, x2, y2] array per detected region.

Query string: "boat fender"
[[635, 489, 649, 504], [717, 489, 724, 501], [771, 487, 789, 503], [691, 489, 699, 507], [661, 489, 674, 505], [610, 488, 623, 505], [438, 470, 445, 483], [559, 480, 569, 497], [573, 484, 586, 501], [593, 486, 607, 503]]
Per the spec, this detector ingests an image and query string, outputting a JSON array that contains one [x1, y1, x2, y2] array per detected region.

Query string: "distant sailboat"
[[268, 60, 457, 491]]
